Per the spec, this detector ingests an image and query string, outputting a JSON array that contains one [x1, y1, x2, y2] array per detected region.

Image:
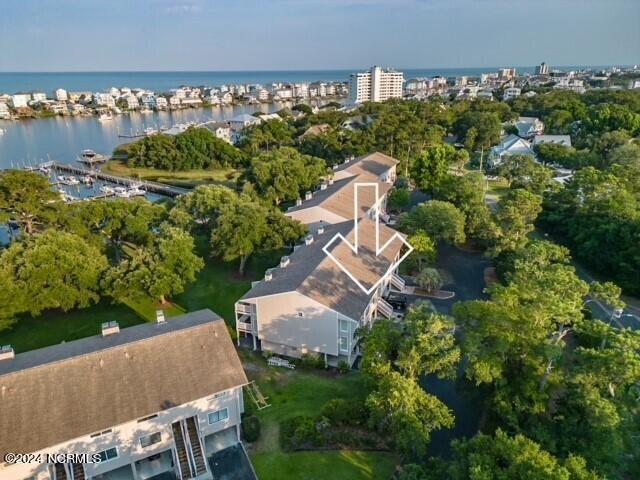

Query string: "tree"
[[433, 172, 484, 213], [247, 147, 328, 205], [211, 200, 305, 274], [103, 226, 203, 304], [534, 142, 577, 167], [0, 170, 59, 235], [387, 187, 411, 212], [454, 111, 502, 151], [240, 119, 296, 154], [416, 267, 443, 293], [400, 200, 466, 245], [170, 184, 239, 232], [439, 430, 599, 480], [496, 155, 554, 194], [0, 230, 108, 316], [410, 143, 456, 192], [491, 189, 542, 255], [407, 230, 436, 271]]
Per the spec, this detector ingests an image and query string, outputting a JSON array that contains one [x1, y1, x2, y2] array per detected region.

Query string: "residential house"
[[514, 116, 544, 138], [168, 96, 181, 108], [140, 94, 156, 110], [203, 121, 232, 144], [340, 115, 372, 131], [93, 93, 116, 108], [181, 97, 203, 107], [31, 92, 47, 103], [68, 91, 92, 103], [54, 88, 68, 101], [532, 135, 572, 148], [229, 113, 262, 131], [299, 123, 332, 138], [477, 90, 494, 101], [489, 134, 535, 166], [219, 92, 233, 105], [0, 309, 254, 480], [123, 94, 140, 110], [155, 96, 168, 109], [235, 218, 407, 367], [48, 102, 68, 115], [0, 102, 10, 119], [256, 88, 270, 102], [260, 113, 282, 122], [503, 87, 521, 100], [9, 94, 30, 108]]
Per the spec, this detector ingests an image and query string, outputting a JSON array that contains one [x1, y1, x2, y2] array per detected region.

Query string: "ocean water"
[[0, 66, 607, 94]]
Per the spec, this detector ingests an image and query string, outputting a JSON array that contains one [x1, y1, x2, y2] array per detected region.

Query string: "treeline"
[[116, 126, 246, 170], [0, 171, 306, 329]]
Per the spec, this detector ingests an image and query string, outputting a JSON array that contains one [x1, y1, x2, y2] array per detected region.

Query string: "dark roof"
[[240, 218, 406, 319], [0, 309, 247, 457]]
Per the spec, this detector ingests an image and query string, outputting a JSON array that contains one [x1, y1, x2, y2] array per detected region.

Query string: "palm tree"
[[416, 267, 443, 293]]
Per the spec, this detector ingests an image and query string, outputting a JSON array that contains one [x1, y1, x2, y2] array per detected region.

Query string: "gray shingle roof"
[[0, 309, 247, 457]]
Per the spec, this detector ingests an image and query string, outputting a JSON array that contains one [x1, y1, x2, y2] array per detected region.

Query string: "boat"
[[66, 176, 80, 185], [82, 175, 94, 185], [127, 184, 146, 196], [100, 185, 115, 195], [114, 186, 130, 198], [98, 113, 113, 122], [140, 108, 153, 114], [0, 128, 6, 135], [81, 149, 97, 158], [143, 127, 158, 136], [38, 165, 51, 174]]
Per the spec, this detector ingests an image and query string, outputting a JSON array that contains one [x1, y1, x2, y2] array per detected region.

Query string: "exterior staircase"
[[377, 297, 394, 319], [71, 463, 85, 480], [185, 416, 207, 476], [172, 421, 193, 479], [390, 273, 405, 291]]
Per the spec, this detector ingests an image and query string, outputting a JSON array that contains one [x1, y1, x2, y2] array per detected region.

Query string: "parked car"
[[386, 292, 407, 310]]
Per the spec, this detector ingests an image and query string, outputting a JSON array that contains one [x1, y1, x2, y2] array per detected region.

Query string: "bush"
[[280, 415, 323, 450], [242, 415, 261, 442], [300, 353, 326, 369], [320, 398, 367, 426], [337, 360, 350, 374]]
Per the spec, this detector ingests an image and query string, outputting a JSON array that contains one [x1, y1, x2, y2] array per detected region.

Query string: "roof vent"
[[280, 256, 290, 268], [320, 183, 327, 191], [296, 198, 302, 206], [0, 345, 15, 361], [305, 234, 314, 246], [328, 178, 334, 185], [332, 165, 338, 170], [156, 310, 166, 324], [264, 269, 274, 282], [317, 226, 325, 235], [101, 321, 120, 337], [344, 157, 350, 163], [305, 191, 312, 201]]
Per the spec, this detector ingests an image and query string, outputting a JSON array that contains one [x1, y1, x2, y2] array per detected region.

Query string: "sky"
[[0, 0, 638, 72]]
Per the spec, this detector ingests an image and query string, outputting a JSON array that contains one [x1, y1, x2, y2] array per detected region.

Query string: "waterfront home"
[[514, 116, 544, 138], [93, 93, 116, 108], [532, 135, 572, 148], [503, 87, 521, 100], [235, 218, 407, 367], [0, 102, 10, 119], [229, 113, 262, 131], [70, 103, 87, 115], [48, 102, 68, 115], [260, 113, 282, 122], [285, 152, 398, 231], [54, 88, 68, 101], [256, 88, 270, 102], [155, 96, 168, 109], [489, 134, 534, 166], [168, 95, 181, 108], [68, 91, 92, 103], [202, 121, 232, 144], [181, 97, 203, 107], [0, 309, 254, 480], [123, 94, 140, 110], [220, 92, 233, 105], [9, 94, 30, 109], [140, 94, 156, 110]]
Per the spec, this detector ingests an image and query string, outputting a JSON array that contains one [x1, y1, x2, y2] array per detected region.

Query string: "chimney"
[[305, 234, 314, 246], [328, 178, 334, 185], [0, 345, 15, 361], [264, 269, 273, 282], [320, 183, 327, 191], [280, 256, 290, 268], [344, 157, 350, 163], [317, 226, 325, 235], [332, 165, 338, 170], [101, 321, 120, 337], [305, 191, 312, 201], [295, 198, 302, 206], [156, 310, 166, 324]]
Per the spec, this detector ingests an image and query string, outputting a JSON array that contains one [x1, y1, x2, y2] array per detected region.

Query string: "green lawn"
[[102, 160, 240, 188], [241, 354, 398, 479], [251, 451, 398, 480]]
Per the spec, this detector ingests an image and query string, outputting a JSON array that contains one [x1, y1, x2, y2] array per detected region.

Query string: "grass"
[[102, 159, 240, 188], [251, 451, 398, 480], [485, 176, 510, 200], [241, 353, 399, 479]]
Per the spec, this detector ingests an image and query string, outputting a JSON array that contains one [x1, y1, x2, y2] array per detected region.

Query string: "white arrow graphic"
[[322, 182, 413, 295]]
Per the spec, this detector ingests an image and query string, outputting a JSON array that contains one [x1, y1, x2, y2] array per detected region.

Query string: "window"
[[297, 312, 304, 317], [339, 319, 349, 333], [96, 447, 118, 463], [208, 408, 229, 424], [139, 432, 162, 448], [137, 414, 158, 423], [339, 335, 349, 352]]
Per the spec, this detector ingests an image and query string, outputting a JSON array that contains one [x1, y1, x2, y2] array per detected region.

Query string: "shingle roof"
[[240, 218, 406, 320], [0, 309, 247, 457], [287, 152, 397, 219]]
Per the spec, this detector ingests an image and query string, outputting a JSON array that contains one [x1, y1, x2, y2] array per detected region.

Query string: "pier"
[[43, 162, 190, 198]]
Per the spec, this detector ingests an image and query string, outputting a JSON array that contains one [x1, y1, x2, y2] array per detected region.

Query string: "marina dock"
[[43, 162, 189, 198]]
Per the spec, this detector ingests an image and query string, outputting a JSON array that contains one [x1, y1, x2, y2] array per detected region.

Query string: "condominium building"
[[349, 66, 404, 103], [54, 88, 68, 102], [0, 309, 254, 480], [535, 62, 550, 75]]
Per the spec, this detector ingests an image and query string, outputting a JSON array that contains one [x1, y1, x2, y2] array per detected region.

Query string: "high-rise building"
[[350, 66, 404, 103], [535, 62, 549, 75]]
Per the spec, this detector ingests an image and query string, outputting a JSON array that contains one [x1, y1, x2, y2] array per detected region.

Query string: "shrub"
[[320, 398, 367, 426], [242, 415, 261, 442], [300, 353, 325, 369], [280, 415, 323, 450], [337, 359, 350, 374]]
